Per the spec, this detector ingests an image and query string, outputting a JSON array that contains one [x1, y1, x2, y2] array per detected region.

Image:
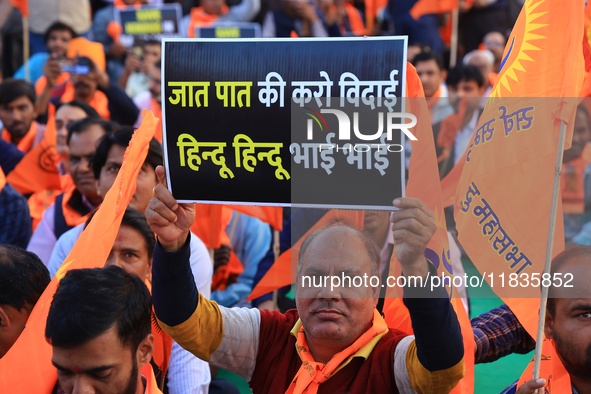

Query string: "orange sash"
[[60, 82, 111, 120], [2, 122, 38, 153], [60, 185, 94, 227], [140, 363, 164, 394], [187, 6, 229, 37], [144, 281, 173, 387], [285, 309, 388, 394], [35, 73, 71, 97]]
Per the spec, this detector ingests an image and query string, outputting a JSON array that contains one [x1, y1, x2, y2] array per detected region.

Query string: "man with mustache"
[[27, 117, 112, 265], [146, 170, 465, 394], [0, 79, 43, 154], [472, 246, 591, 394]]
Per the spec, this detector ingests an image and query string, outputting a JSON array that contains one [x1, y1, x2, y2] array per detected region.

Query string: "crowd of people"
[[1, 0, 591, 393]]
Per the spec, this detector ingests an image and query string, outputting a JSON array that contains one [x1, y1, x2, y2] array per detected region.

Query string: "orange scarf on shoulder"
[[2, 122, 37, 153], [60, 82, 111, 120], [285, 309, 388, 394]]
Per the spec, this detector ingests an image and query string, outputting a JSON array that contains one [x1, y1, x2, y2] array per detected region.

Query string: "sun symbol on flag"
[[489, 0, 548, 99]]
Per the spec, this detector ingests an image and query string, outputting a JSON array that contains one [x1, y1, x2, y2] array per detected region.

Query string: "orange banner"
[[383, 65, 474, 393], [454, 0, 585, 391], [0, 111, 157, 392], [191, 204, 229, 249]]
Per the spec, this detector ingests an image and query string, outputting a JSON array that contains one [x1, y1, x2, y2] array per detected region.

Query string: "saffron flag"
[[7, 105, 61, 195], [581, 1, 591, 97], [517, 339, 570, 392], [191, 204, 228, 249], [410, 0, 458, 19], [226, 205, 283, 231], [0, 111, 157, 393], [454, 0, 585, 391], [9, 0, 28, 17], [248, 209, 364, 301], [455, 0, 583, 332], [382, 65, 474, 393]]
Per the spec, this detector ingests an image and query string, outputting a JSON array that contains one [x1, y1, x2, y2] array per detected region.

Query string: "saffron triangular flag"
[[454, 0, 584, 390], [9, 0, 28, 17], [0, 110, 157, 393], [382, 65, 474, 393]]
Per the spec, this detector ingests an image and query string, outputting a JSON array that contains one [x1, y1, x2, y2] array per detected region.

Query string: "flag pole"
[[272, 229, 280, 309], [22, 15, 30, 82], [532, 120, 567, 384], [449, 8, 459, 68]]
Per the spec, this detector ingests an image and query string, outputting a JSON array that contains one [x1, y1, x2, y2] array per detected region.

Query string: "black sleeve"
[[0, 140, 24, 175], [103, 82, 140, 126], [152, 234, 199, 326], [403, 266, 464, 371]]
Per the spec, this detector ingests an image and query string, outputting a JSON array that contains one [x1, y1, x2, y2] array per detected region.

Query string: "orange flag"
[[7, 105, 61, 195], [454, 0, 584, 391], [191, 204, 229, 249], [248, 209, 364, 301], [581, 2, 591, 97], [0, 111, 157, 393], [225, 205, 283, 231], [455, 0, 583, 332], [9, 0, 28, 16], [382, 65, 474, 393], [410, 0, 458, 19], [517, 339, 570, 392], [141, 363, 164, 394]]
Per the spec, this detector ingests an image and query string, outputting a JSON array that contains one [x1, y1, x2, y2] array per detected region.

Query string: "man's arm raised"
[[390, 198, 465, 394], [146, 166, 260, 380], [146, 166, 194, 253]]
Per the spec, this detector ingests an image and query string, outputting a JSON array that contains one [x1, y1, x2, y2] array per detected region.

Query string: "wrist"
[[157, 232, 190, 253], [401, 257, 429, 279]]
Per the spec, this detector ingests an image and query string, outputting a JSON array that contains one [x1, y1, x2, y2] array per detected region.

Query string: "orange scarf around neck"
[[2, 122, 37, 153], [285, 309, 388, 394]]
